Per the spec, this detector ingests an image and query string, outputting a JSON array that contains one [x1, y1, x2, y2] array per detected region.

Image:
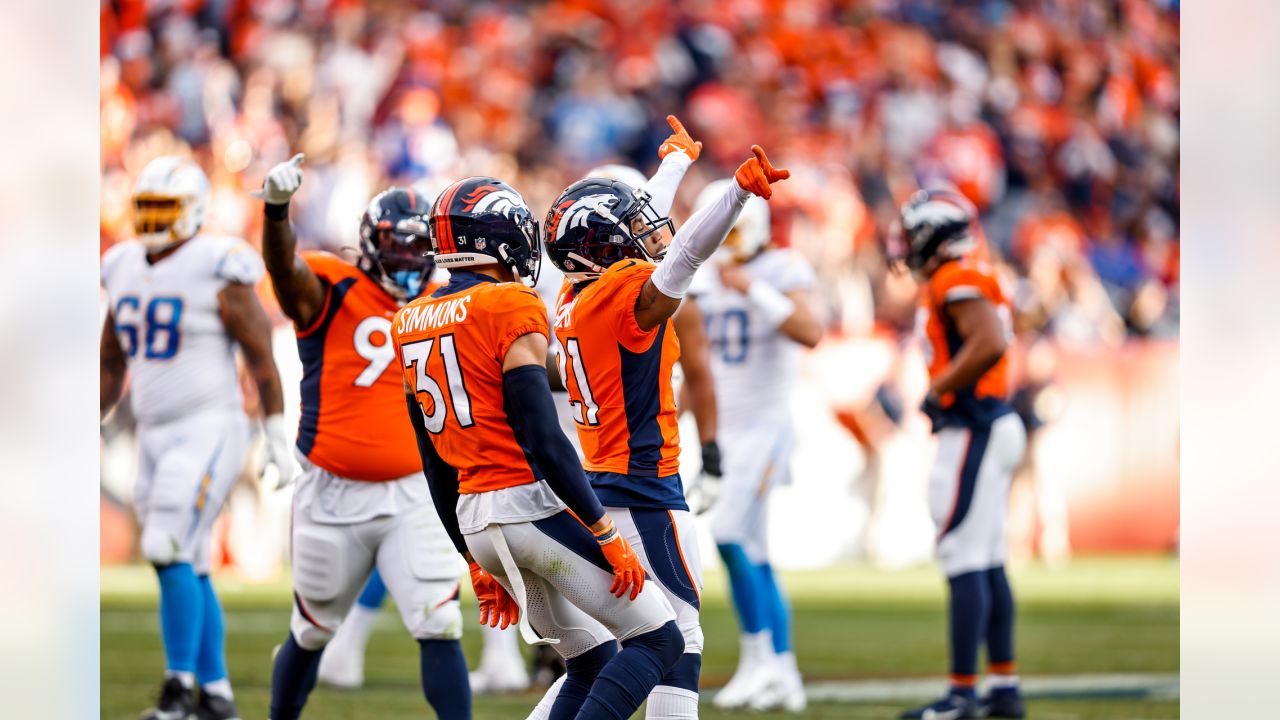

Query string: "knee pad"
[[411, 598, 463, 641], [290, 606, 335, 651], [140, 524, 185, 566]]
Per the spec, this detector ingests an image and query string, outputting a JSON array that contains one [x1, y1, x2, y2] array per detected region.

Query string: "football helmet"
[[891, 187, 979, 272], [132, 156, 209, 251], [696, 178, 770, 263], [429, 177, 541, 284], [544, 178, 674, 281], [358, 187, 436, 301]]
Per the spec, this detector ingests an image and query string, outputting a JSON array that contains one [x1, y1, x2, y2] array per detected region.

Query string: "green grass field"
[[102, 556, 1179, 719]]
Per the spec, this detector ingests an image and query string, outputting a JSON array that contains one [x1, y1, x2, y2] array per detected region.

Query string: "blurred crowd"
[[100, 0, 1179, 348]]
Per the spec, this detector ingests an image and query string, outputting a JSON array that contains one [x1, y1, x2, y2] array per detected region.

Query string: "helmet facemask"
[[133, 193, 202, 251], [361, 216, 434, 302]]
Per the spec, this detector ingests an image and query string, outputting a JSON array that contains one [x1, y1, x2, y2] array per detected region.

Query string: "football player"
[[688, 178, 822, 713], [393, 176, 686, 720], [252, 157, 470, 720], [101, 156, 296, 720], [891, 189, 1027, 720], [582, 137, 723, 507], [545, 143, 790, 719]]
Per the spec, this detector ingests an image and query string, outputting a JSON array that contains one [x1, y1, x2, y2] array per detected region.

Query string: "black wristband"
[[264, 201, 290, 221], [701, 440, 722, 477]]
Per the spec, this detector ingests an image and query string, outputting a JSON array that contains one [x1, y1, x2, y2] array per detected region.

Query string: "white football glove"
[[251, 153, 305, 205], [262, 414, 300, 490], [685, 472, 722, 516]]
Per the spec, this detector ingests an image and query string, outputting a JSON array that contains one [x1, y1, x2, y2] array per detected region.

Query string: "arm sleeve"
[[502, 364, 605, 526], [649, 179, 751, 299], [404, 392, 469, 555], [643, 152, 694, 217]]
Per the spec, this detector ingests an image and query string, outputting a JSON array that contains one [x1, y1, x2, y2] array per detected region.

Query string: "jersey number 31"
[[400, 336, 474, 434]]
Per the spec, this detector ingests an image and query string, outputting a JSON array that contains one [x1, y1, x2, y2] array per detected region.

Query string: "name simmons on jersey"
[[396, 295, 473, 334]]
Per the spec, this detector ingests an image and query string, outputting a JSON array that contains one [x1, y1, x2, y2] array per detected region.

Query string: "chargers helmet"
[[891, 187, 979, 272], [696, 178, 771, 263], [132, 156, 209, 251], [428, 177, 541, 284], [544, 178, 674, 281], [358, 187, 436, 301]]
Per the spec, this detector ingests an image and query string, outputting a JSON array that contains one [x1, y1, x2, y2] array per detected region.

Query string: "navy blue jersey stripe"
[[531, 511, 613, 574], [618, 321, 666, 476], [630, 508, 699, 609], [296, 277, 357, 456], [941, 424, 992, 537]]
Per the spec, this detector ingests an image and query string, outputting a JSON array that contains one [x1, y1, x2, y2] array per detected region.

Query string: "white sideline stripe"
[[788, 674, 1179, 703]]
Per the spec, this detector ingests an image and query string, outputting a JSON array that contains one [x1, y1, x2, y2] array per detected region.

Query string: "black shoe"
[[983, 686, 1025, 718], [899, 692, 987, 719], [195, 691, 241, 720], [139, 678, 196, 720]]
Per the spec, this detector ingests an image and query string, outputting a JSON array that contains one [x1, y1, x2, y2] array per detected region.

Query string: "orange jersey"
[[917, 255, 1014, 428], [295, 252, 427, 481], [553, 260, 684, 508], [391, 273, 550, 495]]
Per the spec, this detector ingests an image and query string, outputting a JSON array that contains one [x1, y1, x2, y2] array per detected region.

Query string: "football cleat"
[[983, 686, 1026, 718], [899, 692, 987, 719], [747, 664, 807, 713], [139, 677, 195, 720], [468, 654, 531, 695], [194, 692, 240, 720]]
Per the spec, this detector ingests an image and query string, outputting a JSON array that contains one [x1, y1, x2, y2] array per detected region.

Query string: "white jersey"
[[691, 248, 815, 426], [101, 235, 264, 426]]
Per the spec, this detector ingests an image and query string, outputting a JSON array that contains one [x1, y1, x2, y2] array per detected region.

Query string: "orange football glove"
[[594, 520, 646, 600], [658, 114, 703, 162], [734, 144, 790, 199], [469, 561, 519, 629]]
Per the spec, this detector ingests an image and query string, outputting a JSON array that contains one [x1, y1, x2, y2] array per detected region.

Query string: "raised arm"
[[718, 264, 823, 349], [643, 114, 701, 217], [100, 310, 128, 419], [636, 145, 790, 331], [254, 154, 327, 328]]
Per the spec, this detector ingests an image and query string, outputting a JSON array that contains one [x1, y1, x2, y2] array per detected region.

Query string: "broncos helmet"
[[544, 178, 675, 281], [428, 177, 541, 284], [358, 187, 435, 301], [890, 187, 980, 273]]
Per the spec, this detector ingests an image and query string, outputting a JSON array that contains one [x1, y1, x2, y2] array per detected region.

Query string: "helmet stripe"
[[435, 181, 463, 254]]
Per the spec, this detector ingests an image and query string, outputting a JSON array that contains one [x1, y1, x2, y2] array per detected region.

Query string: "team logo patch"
[[461, 185, 525, 219], [554, 194, 619, 241]]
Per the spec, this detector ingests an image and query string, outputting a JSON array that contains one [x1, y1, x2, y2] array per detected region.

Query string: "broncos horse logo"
[[552, 193, 619, 242], [461, 185, 526, 219]]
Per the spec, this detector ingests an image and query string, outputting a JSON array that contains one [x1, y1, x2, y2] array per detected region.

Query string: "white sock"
[[479, 623, 522, 669], [339, 602, 381, 654], [988, 673, 1020, 689], [165, 670, 195, 689], [776, 651, 800, 675], [201, 678, 234, 700], [743, 631, 772, 664], [525, 674, 566, 720], [646, 685, 699, 719]]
